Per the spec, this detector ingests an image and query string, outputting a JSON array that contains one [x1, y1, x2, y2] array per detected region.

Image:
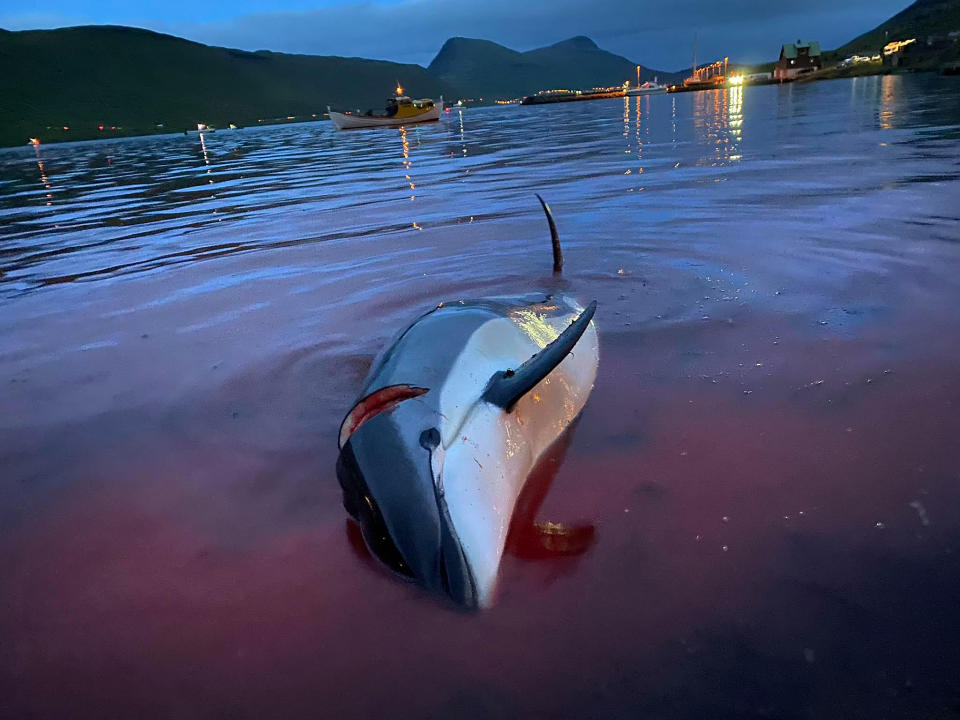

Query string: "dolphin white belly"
[[436, 299, 599, 606]]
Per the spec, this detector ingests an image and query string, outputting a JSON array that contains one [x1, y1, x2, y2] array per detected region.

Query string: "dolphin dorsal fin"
[[536, 194, 563, 274], [481, 301, 597, 412]]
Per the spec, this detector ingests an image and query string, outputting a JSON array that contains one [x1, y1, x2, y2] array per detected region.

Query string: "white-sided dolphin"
[[336, 197, 599, 608]]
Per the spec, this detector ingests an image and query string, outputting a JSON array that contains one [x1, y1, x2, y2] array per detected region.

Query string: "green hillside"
[[427, 35, 680, 100], [836, 0, 960, 54], [0, 25, 458, 147]]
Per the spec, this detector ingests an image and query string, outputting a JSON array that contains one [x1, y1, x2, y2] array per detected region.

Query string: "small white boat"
[[329, 88, 442, 130], [626, 80, 667, 96]]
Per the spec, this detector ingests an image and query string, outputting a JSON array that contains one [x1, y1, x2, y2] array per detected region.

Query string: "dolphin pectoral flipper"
[[481, 300, 597, 412]]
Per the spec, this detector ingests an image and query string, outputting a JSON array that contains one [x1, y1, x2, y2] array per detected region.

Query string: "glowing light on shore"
[[883, 38, 916, 55]]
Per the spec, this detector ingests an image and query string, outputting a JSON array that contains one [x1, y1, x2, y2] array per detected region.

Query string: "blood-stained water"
[[2, 74, 960, 718]]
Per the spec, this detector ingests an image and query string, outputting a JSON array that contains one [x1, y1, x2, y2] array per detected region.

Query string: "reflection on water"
[[622, 95, 655, 190], [199, 131, 214, 185], [880, 74, 898, 130], [399, 124, 415, 200], [457, 108, 467, 157], [34, 144, 53, 207], [727, 85, 743, 162], [692, 87, 742, 167], [3, 74, 956, 299], [2, 73, 960, 719]]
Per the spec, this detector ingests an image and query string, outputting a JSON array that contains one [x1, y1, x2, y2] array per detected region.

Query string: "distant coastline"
[[2, 0, 959, 148]]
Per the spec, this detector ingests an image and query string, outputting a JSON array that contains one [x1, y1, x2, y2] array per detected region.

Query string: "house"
[[774, 41, 822, 80]]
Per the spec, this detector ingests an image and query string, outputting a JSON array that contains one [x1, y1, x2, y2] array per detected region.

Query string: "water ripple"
[[1, 74, 959, 300]]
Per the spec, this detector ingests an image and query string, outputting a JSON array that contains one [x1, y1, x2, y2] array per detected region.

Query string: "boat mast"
[[692, 33, 698, 80]]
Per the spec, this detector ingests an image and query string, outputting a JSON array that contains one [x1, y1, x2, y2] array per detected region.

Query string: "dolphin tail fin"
[[482, 300, 597, 412], [536, 194, 563, 274]]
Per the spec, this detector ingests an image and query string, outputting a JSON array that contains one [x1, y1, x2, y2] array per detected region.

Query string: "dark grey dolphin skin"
[[336, 198, 597, 609]]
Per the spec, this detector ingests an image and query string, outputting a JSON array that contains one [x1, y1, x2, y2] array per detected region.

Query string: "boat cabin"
[[383, 96, 435, 118]]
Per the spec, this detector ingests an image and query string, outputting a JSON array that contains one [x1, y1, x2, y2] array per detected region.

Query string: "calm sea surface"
[[2, 74, 960, 718]]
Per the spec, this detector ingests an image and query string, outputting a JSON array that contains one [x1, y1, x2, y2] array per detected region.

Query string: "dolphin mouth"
[[437, 534, 479, 609], [431, 475, 480, 608], [336, 442, 416, 579]]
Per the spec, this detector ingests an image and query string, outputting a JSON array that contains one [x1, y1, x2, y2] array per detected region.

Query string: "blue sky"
[[1, 0, 913, 69]]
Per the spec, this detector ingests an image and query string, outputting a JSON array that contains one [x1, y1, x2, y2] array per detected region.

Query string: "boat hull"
[[625, 87, 667, 96], [328, 105, 442, 130]]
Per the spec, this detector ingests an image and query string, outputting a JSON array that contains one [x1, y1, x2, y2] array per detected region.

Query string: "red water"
[[2, 75, 960, 717]]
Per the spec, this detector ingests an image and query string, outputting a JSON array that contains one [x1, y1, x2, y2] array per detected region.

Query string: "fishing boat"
[[625, 65, 667, 96], [626, 80, 667, 96], [328, 85, 443, 129]]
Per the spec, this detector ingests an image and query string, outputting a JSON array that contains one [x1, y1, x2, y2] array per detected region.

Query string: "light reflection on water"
[[2, 73, 960, 718]]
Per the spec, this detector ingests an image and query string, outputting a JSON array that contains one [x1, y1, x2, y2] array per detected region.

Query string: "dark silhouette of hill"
[[0, 25, 458, 146], [428, 35, 679, 99], [834, 0, 960, 54]]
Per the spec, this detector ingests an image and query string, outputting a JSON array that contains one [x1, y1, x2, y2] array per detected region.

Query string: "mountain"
[[0, 27, 681, 147], [428, 36, 679, 100], [0, 25, 458, 147]]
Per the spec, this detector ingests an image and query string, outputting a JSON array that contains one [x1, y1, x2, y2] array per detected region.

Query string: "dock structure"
[[669, 37, 731, 93], [685, 57, 728, 86], [520, 88, 626, 105]]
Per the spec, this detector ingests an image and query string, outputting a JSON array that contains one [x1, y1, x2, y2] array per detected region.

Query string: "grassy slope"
[[818, 0, 960, 71], [835, 0, 960, 54], [427, 36, 681, 100], [0, 25, 458, 146], [735, 1, 960, 80]]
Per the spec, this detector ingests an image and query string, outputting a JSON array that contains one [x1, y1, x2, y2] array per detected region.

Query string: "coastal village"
[[520, 31, 960, 106]]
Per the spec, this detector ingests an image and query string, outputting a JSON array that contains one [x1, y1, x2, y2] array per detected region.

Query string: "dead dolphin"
[[336, 196, 599, 608]]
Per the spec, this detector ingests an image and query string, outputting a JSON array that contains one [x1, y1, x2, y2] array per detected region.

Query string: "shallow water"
[[2, 74, 960, 718]]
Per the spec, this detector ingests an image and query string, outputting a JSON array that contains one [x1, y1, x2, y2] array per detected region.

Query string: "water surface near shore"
[[2, 74, 960, 718]]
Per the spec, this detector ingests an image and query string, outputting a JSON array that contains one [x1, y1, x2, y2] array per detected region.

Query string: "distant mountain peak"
[[549, 36, 599, 50], [427, 33, 678, 101], [436, 36, 508, 51]]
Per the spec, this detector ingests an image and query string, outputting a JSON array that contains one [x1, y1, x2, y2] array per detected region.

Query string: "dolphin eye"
[[419, 428, 441, 450], [338, 384, 429, 448]]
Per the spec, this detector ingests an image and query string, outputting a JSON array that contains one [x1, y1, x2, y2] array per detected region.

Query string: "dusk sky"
[[2, 0, 913, 70]]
